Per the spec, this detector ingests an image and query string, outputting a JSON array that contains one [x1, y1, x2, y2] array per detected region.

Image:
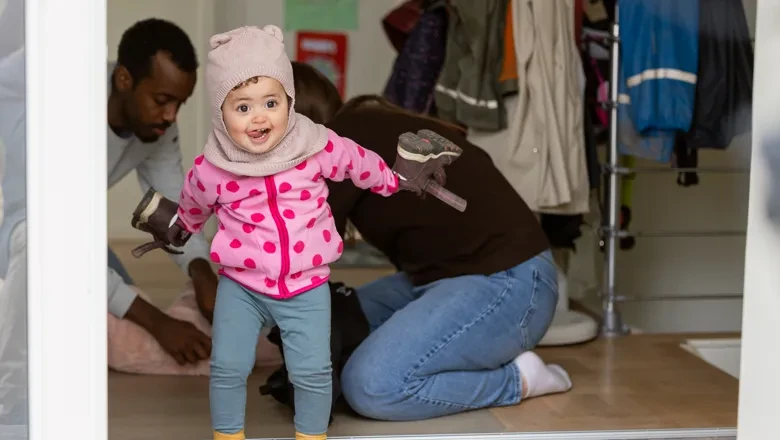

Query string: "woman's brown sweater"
[[325, 106, 550, 286]]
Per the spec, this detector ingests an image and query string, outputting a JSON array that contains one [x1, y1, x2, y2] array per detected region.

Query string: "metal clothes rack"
[[599, 3, 748, 336]]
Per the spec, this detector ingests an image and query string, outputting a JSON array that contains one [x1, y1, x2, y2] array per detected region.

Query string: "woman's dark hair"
[[291, 61, 465, 135], [291, 61, 344, 124], [336, 94, 466, 135]]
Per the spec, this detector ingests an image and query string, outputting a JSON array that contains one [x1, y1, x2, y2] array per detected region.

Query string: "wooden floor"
[[108, 241, 740, 439]]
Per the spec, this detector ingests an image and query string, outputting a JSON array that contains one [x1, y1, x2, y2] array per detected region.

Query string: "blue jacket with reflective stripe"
[[617, 0, 699, 162]]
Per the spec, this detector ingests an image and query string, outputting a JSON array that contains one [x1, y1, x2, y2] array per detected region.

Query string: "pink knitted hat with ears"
[[205, 25, 295, 112]]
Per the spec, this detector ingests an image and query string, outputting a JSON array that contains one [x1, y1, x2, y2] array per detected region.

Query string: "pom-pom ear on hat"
[[263, 25, 284, 42], [209, 33, 232, 49], [209, 26, 252, 49]]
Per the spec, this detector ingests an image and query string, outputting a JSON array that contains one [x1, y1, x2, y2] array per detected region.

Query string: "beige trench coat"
[[467, 0, 589, 215]]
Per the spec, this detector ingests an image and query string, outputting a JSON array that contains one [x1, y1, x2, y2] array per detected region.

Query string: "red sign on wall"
[[295, 31, 348, 98]]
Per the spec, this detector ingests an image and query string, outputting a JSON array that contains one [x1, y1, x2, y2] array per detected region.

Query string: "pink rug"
[[107, 283, 282, 376]]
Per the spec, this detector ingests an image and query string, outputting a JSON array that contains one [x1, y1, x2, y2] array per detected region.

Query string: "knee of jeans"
[[341, 357, 413, 421], [287, 360, 333, 394]]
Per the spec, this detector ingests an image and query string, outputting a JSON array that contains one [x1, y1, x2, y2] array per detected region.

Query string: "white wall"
[[108, 0, 397, 240]]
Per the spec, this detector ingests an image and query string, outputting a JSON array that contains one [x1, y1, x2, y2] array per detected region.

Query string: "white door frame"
[[737, 0, 780, 438], [25, 0, 107, 439], [19, 0, 775, 439]]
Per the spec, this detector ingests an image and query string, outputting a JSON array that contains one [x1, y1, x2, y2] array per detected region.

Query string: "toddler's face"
[[222, 76, 289, 154]]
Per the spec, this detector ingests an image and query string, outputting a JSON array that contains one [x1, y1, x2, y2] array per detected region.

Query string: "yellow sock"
[[295, 433, 326, 440], [213, 430, 245, 440]]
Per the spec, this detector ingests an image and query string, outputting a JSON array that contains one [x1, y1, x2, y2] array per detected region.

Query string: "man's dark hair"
[[116, 18, 199, 84]]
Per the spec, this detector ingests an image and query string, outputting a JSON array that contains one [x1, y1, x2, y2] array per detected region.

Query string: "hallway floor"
[[107, 241, 739, 439]]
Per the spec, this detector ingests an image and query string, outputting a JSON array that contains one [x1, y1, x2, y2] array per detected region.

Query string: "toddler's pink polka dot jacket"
[[178, 130, 399, 299]]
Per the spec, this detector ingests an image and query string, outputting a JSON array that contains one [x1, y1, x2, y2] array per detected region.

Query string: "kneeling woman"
[[293, 63, 573, 421]]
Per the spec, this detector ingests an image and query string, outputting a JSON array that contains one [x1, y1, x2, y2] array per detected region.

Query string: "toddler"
[[172, 25, 437, 440]]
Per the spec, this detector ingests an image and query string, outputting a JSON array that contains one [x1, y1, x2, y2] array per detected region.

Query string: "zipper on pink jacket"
[[265, 175, 291, 297]]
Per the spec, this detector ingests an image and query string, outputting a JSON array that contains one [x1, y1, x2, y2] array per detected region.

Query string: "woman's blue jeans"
[[341, 249, 558, 421]]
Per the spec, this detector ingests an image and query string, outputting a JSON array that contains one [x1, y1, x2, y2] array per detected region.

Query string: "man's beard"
[[131, 119, 170, 143], [135, 129, 162, 143], [124, 103, 169, 143]]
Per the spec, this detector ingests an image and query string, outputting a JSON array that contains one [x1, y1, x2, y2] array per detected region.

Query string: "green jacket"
[[434, 0, 509, 132]]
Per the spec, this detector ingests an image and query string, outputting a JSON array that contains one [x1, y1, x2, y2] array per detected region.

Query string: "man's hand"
[[124, 293, 212, 365], [189, 258, 218, 324]]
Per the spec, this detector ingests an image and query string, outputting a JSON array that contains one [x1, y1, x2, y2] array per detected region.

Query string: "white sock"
[[514, 351, 572, 399]]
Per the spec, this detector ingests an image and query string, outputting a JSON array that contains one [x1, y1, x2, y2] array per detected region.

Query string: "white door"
[[24, 0, 108, 439], [737, 0, 780, 438]]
